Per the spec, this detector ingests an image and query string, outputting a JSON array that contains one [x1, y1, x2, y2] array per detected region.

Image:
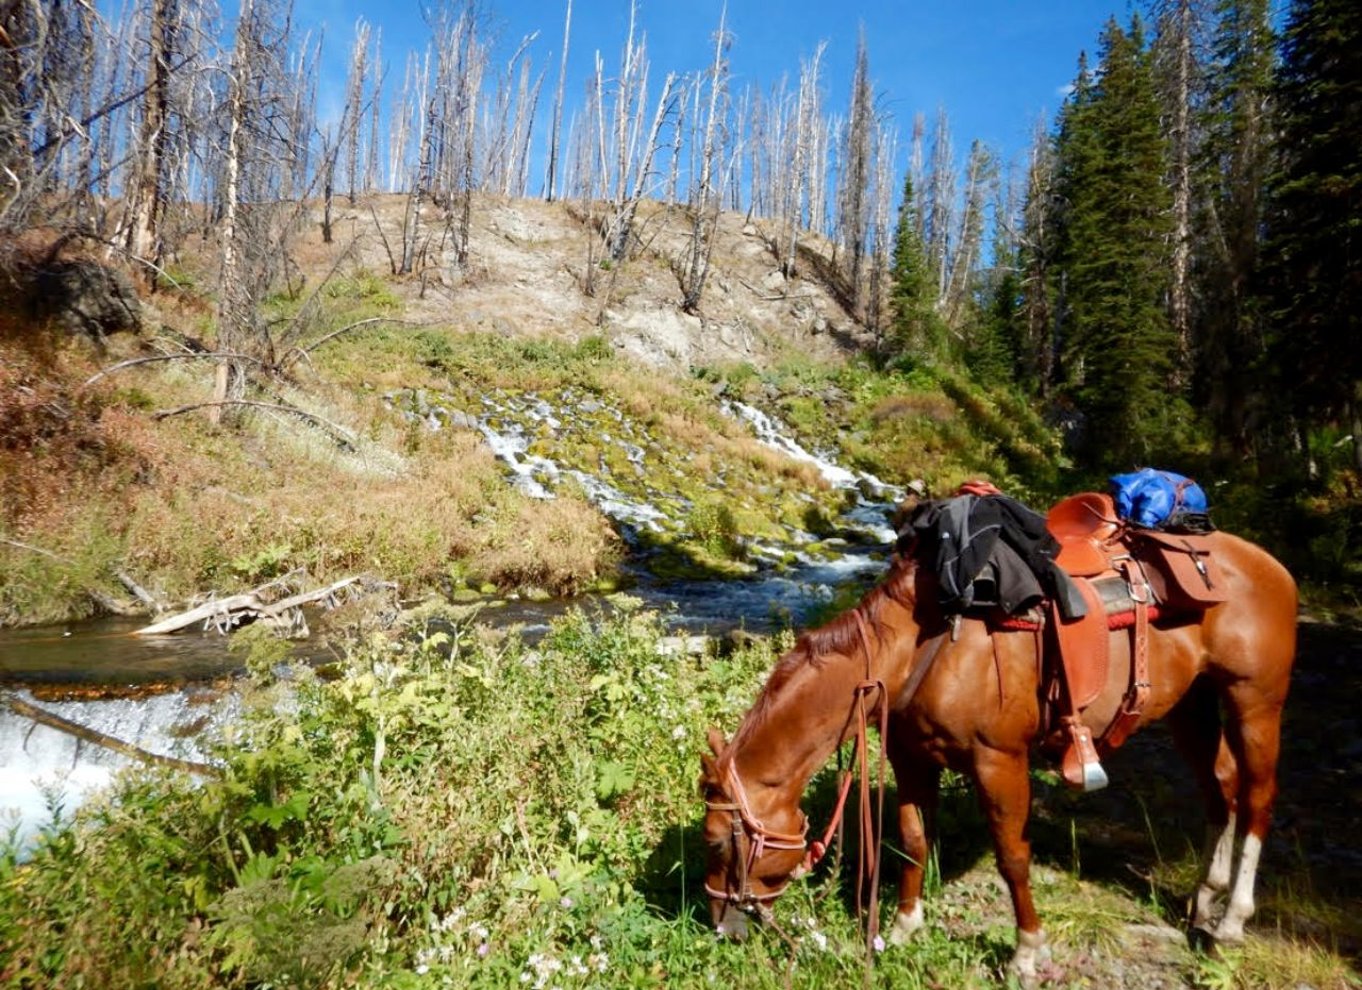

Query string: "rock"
[[760, 269, 786, 293], [656, 635, 710, 657], [30, 258, 141, 340]]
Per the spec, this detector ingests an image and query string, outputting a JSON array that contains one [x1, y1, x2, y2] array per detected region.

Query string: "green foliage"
[[1261, 0, 1362, 433], [887, 173, 945, 361], [1051, 16, 1177, 470], [685, 498, 745, 561], [2, 607, 1356, 988]]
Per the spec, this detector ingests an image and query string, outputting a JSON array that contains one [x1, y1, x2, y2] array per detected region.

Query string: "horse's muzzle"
[[713, 902, 751, 941]]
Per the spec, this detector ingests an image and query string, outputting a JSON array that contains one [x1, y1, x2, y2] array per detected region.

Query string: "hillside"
[[0, 193, 1062, 629]]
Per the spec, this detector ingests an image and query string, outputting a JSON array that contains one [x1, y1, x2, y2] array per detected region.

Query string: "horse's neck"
[[729, 641, 877, 817]]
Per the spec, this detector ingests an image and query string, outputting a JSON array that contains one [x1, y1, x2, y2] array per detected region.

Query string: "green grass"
[[3, 608, 1356, 989]]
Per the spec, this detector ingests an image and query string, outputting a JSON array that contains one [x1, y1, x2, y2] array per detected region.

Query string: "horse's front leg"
[[885, 753, 941, 945], [973, 744, 1049, 986]]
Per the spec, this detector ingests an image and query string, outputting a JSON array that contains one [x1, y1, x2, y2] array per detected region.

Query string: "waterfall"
[[0, 688, 234, 849]]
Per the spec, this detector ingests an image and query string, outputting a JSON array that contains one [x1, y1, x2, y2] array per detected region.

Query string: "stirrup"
[[1060, 719, 1109, 792]]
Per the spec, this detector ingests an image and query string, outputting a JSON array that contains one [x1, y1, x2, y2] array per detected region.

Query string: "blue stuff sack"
[[1109, 468, 1209, 529]]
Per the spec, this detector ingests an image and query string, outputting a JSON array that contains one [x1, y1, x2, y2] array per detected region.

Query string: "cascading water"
[[1, 389, 904, 838], [0, 686, 235, 849]]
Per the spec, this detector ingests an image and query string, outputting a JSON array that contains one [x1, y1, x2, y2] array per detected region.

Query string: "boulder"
[[30, 258, 142, 340]]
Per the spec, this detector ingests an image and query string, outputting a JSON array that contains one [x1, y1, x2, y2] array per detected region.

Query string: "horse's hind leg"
[[1213, 680, 1288, 944], [886, 753, 940, 944], [1167, 675, 1240, 932]]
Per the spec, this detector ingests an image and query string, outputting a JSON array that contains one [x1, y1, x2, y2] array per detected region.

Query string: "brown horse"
[[699, 525, 1296, 983]]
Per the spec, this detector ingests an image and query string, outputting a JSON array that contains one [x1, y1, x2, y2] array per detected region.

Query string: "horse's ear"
[[706, 727, 726, 757], [699, 751, 717, 785]]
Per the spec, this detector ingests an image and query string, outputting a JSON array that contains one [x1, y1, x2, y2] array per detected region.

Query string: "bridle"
[[703, 606, 950, 922], [702, 757, 811, 911]]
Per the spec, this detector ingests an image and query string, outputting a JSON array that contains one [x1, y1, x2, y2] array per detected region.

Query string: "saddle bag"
[[1132, 531, 1228, 610]]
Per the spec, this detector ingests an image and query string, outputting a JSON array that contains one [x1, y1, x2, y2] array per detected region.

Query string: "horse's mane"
[[728, 556, 919, 753]]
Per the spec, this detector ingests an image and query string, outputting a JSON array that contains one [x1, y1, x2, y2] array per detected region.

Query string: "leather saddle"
[[1037, 492, 1227, 790]]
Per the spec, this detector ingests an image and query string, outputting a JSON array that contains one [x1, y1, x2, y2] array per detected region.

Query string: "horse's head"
[[699, 727, 809, 940]]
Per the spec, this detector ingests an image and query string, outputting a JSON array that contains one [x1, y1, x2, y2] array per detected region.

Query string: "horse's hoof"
[[887, 903, 925, 946], [1210, 920, 1247, 947], [1007, 929, 1050, 988]]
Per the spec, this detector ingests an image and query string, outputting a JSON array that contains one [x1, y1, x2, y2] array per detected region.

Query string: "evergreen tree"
[[1261, 0, 1362, 470], [1196, 0, 1276, 460], [887, 171, 942, 359], [1051, 18, 1176, 468], [1014, 116, 1058, 396]]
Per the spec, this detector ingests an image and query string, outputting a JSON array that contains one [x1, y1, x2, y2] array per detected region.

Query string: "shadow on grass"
[[635, 763, 994, 927]]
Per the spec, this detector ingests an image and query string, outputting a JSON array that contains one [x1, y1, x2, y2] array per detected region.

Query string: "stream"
[[0, 397, 902, 846]]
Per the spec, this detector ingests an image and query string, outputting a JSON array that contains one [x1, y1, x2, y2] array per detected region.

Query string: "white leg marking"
[[1213, 833, 1262, 944], [1193, 813, 1236, 930], [887, 901, 924, 945], [1008, 928, 1050, 987]]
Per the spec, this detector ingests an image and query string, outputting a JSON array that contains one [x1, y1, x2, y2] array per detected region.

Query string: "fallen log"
[[132, 592, 280, 636], [132, 575, 377, 637], [1, 692, 220, 777]]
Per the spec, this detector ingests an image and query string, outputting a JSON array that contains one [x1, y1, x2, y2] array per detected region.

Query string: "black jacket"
[[901, 494, 1081, 617]]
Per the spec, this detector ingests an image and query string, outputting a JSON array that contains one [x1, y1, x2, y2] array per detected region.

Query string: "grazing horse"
[[699, 525, 1296, 982]]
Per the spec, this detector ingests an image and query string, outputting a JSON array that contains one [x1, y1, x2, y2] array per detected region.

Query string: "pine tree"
[[887, 171, 941, 359], [1261, 0, 1362, 470], [1051, 18, 1176, 468], [1196, 0, 1275, 460]]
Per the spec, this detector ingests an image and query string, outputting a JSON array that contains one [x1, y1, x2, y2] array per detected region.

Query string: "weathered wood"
[[115, 569, 161, 612], [2, 692, 221, 777], [133, 575, 375, 636], [133, 592, 277, 635], [151, 399, 358, 450]]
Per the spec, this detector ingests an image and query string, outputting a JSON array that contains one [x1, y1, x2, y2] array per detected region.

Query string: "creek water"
[[0, 398, 902, 846]]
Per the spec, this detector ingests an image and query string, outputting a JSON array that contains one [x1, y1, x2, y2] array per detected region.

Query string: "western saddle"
[[1039, 492, 1228, 791]]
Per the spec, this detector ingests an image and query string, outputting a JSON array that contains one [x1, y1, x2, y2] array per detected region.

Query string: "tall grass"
[[4, 608, 1355, 988]]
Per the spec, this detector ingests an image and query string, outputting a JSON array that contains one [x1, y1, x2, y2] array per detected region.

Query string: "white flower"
[[416, 963, 430, 975], [671, 725, 687, 740], [872, 934, 886, 953]]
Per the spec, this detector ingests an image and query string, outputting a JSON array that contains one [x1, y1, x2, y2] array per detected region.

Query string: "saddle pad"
[[1132, 531, 1228, 609], [1053, 578, 1110, 708]]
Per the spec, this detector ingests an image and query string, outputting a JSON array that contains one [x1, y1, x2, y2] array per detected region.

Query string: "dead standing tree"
[[835, 33, 873, 315], [678, 6, 731, 315], [0, 0, 104, 235], [209, 0, 312, 424]]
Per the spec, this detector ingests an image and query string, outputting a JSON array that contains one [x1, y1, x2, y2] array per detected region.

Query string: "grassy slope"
[[0, 196, 1061, 627]]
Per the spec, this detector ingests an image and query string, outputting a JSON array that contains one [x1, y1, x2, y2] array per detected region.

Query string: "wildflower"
[[469, 922, 489, 942], [809, 931, 828, 951], [416, 964, 430, 975], [478, 942, 490, 957], [589, 952, 609, 973], [873, 934, 886, 953], [559, 896, 573, 909], [671, 725, 687, 740]]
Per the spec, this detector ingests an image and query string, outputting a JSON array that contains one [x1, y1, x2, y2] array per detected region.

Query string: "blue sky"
[[303, 0, 1132, 178]]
